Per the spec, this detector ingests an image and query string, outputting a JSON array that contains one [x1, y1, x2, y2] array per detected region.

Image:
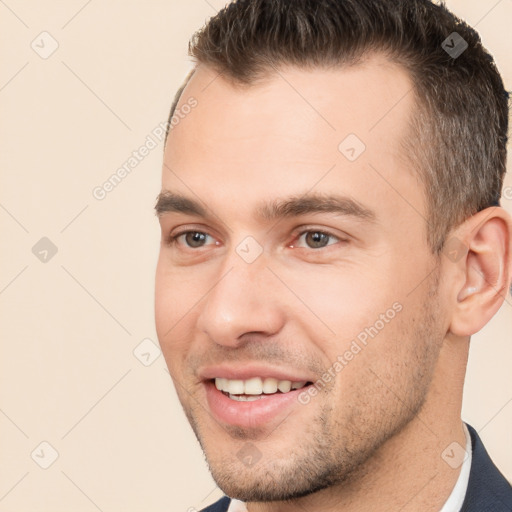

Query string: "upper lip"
[[199, 364, 315, 383]]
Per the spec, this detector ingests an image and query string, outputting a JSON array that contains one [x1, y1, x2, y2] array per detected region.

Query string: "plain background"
[[0, 1, 511, 510]]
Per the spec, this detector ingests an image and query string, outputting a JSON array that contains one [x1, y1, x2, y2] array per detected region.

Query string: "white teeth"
[[228, 394, 263, 402], [228, 379, 245, 394], [215, 378, 227, 390], [262, 377, 278, 394], [214, 377, 308, 397], [244, 377, 263, 395], [277, 380, 292, 393]]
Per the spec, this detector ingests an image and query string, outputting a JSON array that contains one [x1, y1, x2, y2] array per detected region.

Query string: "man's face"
[[155, 56, 449, 501]]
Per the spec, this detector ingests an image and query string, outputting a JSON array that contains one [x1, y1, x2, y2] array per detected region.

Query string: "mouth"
[[203, 376, 315, 428], [214, 376, 312, 401]]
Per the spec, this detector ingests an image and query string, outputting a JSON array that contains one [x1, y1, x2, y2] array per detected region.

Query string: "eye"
[[292, 230, 342, 249], [170, 230, 217, 248]]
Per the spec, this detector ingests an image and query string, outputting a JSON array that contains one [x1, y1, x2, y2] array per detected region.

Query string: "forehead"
[[162, 56, 425, 230]]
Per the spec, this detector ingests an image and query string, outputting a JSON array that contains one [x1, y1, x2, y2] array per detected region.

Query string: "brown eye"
[[170, 231, 214, 248], [184, 232, 208, 248], [295, 230, 340, 249], [305, 231, 331, 248]]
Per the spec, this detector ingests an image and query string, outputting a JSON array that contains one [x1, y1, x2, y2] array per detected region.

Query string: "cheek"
[[154, 260, 204, 360], [155, 254, 204, 319], [277, 263, 396, 339]]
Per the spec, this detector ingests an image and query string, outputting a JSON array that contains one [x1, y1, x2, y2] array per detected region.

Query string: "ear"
[[447, 206, 512, 337]]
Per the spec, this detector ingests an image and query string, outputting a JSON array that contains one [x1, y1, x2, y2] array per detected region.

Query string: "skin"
[[155, 55, 512, 511]]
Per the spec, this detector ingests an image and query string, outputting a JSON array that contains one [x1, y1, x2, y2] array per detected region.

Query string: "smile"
[[215, 376, 309, 400], [204, 377, 314, 428]]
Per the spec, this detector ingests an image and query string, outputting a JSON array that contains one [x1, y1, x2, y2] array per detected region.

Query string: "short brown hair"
[[165, 0, 509, 253]]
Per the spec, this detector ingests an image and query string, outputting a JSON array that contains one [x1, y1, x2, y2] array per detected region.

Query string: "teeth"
[[215, 378, 227, 391], [214, 377, 308, 396], [262, 378, 278, 394], [244, 377, 263, 395], [277, 380, 291, 393], [227, 379, 244, 394], [228, 394, 264, 402]]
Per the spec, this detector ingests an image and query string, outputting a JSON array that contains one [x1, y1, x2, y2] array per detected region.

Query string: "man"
[[154, 0, 512, 510]]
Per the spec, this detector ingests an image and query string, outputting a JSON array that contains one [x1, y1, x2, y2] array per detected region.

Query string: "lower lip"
[[204, 380, 310, 429]]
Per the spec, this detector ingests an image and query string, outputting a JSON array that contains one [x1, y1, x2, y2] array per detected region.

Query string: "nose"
[[195, 250, 286, 347]]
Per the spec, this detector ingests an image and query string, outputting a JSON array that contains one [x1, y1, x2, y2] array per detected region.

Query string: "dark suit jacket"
[[200, 423, 512, 511]]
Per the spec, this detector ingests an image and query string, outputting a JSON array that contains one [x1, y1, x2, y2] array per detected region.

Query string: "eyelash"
[[167, 228, 345, 250]]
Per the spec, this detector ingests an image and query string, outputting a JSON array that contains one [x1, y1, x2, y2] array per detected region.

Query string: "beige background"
[[0, 1, 511, 510]]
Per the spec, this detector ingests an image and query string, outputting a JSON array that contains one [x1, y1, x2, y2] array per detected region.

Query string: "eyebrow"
[[155, 190, 377, 224]]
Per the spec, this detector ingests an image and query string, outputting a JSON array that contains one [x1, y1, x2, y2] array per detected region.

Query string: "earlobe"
[[448, 207, 512, 338]]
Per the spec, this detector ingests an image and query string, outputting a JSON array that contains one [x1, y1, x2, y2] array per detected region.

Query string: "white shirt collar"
[[227, 422, 473, 512], [439, 422, 472, 512], [227, 498, 248, 512]]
